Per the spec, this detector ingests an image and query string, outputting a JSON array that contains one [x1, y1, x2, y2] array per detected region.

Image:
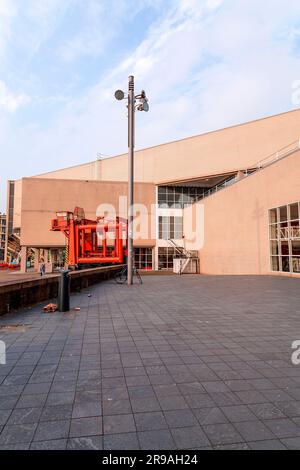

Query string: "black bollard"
[[58, 270, 70, 312]]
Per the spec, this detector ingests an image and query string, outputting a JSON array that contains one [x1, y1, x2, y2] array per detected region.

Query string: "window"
[[269, 202, 300, 273], [158, 247, 177, 270], [158, 216, 183, 240], [134, 248, 153, 270], [158, 186, 205, 208]]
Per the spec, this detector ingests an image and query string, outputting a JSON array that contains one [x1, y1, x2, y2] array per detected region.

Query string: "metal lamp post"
[[115, 76, 149, 285]]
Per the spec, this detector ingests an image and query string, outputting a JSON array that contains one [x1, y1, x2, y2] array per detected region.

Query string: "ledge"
[[0, 265, 123, 316]]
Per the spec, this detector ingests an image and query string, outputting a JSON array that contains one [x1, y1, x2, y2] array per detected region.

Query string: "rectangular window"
[[158, 247, 177, 270], [290, 203, 299, 221], [134, 248, 153, 270], [279, 206, 288, 222], [158, 216, 183, 240], [158, 186, 206, 208], [269, 201, 300, 274]]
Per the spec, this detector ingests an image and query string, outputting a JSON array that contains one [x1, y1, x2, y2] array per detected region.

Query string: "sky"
[[1, 0, 300, 211]]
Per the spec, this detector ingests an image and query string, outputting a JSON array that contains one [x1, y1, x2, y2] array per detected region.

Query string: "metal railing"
[[195, 139, 300, 203]]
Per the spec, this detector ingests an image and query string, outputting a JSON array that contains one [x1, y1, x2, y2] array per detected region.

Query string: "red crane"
[[51, 207, 127, 269]]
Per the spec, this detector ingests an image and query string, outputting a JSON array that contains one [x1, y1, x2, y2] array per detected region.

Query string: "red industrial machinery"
[[51, 207, 127, 268]]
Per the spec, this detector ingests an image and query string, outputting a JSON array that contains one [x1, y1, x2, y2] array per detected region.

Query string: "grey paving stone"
[[23, 382, 52, 395], [0, 409, 12, 426], [221, 405, 257, 423], [235, 390, 267, 404], [249, 403, 285, 420], [138, 429, 175, 450], [248, 440, 287, 450], [281, 437, 300, 450], [194, 407, 228, 425], [50, 380, 77, 393], [103, 414, 136, 434], [40, 404, 73, 422], [153, 384, 181, 397], [0, 396, 19, 410], [131, 397, 161, 413], [0, 443, 30, 450], [103, 398, 132, 415], [171, 426, 210, 449], [16, 394, 47, 409], [134, 412, 167, 431], [104, 433, 139, 450], [184, 394, 215, 409], [34, 420, 70, 441], [67, 436, 103, 450], [248, 378, 276, 390], [125, 375, 151, 387], [163, 409, 198, 428], [210, 392, 241, 406], [215, 443, 250, 450], [148, 374, 174, 385], [128, 386, 155, 399], [203, 423, 243, 446], [7, 407, 42, 425], [234, 420, 275, 442], [46, 391, 75, 406], [157, 395, 188, 411], [262, 389, 294, 403], [224, 380, 254, 392], [30, 439, 67, 450], [69, 416, 103, 437], [0, 385, 24, 397], [202, 381, 231, 394], [264, 418, 300, 439], [2, 375, 29, 386], [0, 423, 37, 445], [72, 402, 102, 419], [276, 401, 300, 418]]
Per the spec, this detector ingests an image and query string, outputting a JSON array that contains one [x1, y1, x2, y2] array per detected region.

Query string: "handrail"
[[195, 139, 300, 203]]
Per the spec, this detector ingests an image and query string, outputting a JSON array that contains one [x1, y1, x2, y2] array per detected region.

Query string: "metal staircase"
[[168, 239, 199, 275], [194, 139, 300, 203]]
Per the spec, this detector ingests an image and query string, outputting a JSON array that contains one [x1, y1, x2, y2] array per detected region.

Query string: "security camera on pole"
[[115, 76, 149, 286]]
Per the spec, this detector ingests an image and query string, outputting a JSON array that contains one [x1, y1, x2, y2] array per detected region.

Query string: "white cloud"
[[0, 80, 30, 112]]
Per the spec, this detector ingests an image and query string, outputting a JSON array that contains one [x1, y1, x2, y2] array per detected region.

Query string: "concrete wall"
[[0, 265, 122, 315], [193, 150, 300, 275], [34, 109, 300, 184], [19, 178, 156, 247]]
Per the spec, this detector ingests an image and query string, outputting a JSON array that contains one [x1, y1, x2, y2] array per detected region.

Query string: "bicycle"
[[114, 265, 143, 285]]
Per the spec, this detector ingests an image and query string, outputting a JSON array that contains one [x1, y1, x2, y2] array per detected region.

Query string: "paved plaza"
[[0, 274, 300, 450]]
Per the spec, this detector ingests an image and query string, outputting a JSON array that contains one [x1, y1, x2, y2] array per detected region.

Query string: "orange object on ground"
[[43, 303, 58, 313], [51, 207, 127, 269]]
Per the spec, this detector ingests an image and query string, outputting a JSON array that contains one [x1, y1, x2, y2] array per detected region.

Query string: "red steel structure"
[[51, 207, 127, 268]]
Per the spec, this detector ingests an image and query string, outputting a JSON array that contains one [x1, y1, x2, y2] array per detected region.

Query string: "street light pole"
[[127, 75, 135, 286], [115, 77, 149, 286]]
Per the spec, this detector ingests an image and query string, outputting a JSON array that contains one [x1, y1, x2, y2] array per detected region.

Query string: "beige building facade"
[[5, 108, 300, 276]]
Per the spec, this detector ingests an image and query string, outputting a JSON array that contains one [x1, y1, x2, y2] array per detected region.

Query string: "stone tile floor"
[[0, 274, 300, 450]]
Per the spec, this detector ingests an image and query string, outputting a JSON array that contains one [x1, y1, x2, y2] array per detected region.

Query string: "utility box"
[[173, 258, 199, 274]]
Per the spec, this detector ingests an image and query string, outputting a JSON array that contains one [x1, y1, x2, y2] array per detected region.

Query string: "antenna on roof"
[[96, 153, 111, 160]]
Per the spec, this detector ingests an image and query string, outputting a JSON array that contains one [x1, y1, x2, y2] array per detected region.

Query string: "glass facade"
[[134, 247, 153, 270], [158, 186, 205, 208], [158, 216, 183, 240], [158, 247, 178, 270], [269, 202, 300, 273]]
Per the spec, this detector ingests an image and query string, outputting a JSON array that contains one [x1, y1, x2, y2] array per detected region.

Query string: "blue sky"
[[1, 0, 300, 211]]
